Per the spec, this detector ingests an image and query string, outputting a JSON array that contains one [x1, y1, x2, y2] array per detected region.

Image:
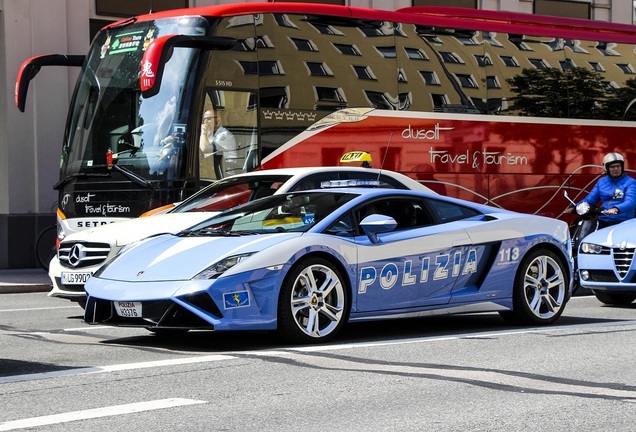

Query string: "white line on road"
[[0, 355, 236, 384], [0, 306, 78, 313], [0, 398, 206, 431]]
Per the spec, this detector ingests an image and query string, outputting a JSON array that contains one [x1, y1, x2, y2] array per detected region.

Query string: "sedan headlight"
[[580, 242, 603, 254], [193, 252, 256, 280]]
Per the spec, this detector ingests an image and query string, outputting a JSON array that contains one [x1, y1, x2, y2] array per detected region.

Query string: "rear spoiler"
[[15, 54, 84, 112]]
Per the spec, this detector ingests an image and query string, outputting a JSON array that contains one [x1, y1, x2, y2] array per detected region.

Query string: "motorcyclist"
[[566, 152, 636, 228]]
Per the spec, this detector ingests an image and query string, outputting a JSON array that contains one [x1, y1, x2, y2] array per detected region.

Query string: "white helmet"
[[603, 152, 625, 174]]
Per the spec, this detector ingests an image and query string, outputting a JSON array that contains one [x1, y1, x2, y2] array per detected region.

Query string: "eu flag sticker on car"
[[224, 291, 250, 309]]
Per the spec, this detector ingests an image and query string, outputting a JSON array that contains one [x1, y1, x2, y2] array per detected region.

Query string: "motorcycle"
[[564, 191, 608, 292]]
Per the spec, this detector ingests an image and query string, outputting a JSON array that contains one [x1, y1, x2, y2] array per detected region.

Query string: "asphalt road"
[[1, 292, 635, 431]]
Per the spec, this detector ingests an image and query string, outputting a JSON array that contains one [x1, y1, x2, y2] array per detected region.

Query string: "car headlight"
[[580, 242, 603, 254], [193, 252, 256, 280]]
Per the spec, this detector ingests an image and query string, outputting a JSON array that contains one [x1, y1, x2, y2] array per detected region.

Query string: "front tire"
[[500, 249, 568, 325], [277, 257, 349, 344], [593, 291, 636, 305]]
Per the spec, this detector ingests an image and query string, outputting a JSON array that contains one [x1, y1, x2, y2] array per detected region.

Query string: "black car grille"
[[585, 270, 619, 283], [54, 277, 86, 292], [58, 241, 111, 269], [85, 293, 223, 329], [613, 247, 635, 279]]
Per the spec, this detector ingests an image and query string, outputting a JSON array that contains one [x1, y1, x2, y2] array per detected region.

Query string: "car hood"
[[97, 232, 304, 282], [64, 212, 217, 246], [582, 219, 636, 247]]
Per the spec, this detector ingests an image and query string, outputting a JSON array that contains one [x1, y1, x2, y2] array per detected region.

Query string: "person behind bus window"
[[566, 152, 636, 227], [199, 108, 237, 179]]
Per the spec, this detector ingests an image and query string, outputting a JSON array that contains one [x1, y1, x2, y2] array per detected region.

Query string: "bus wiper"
[[54, 172, 109, 191], [106, 17, 137, 31], [112, 164, 153, 189]]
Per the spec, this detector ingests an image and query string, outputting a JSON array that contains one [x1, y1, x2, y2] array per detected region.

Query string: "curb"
[[0, 284, 52, 294]]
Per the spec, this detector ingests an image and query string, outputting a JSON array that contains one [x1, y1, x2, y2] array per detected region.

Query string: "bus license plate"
[[61, 271, 92, 285], [114, 301, 142, 317]]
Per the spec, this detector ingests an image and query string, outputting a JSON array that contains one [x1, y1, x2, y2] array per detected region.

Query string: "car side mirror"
[[360, 214, 397, 244]]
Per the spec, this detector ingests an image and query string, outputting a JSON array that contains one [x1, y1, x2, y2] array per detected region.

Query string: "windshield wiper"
[[54, 172, 109, 190]]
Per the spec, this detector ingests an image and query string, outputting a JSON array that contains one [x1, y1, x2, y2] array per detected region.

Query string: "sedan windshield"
[[182, 192, 357, 235], [171, 174, 292, 213]]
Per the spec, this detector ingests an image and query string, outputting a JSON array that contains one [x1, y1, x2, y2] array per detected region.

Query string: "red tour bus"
[[16, 3, 636, 243]]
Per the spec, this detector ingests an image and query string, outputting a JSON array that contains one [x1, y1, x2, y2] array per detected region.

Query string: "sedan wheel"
[[277, 257, 349, 344], [500, 249, 567, 325]]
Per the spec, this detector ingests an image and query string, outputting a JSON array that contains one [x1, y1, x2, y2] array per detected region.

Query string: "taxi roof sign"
[[340, 151, 372, 164]]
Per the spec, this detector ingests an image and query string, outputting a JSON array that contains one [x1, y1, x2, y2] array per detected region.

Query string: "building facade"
[[0, 0, 634, 268]]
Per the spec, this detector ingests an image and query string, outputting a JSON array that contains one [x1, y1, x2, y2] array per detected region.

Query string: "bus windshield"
[[62, 16, 209, 182]]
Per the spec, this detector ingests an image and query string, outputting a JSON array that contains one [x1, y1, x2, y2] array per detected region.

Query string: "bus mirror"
[[15, 54, 84, 112], [140, 35, 237, 98]]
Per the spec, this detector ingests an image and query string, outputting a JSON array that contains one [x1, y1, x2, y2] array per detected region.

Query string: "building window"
[[306, 62, 333, 77], [365, 91, 395, 110], [534, 0, 591, 19], [559, 59, 576, 70], [311, 23, 343, 35], [528, 58, 549, 69], [353, 66, 376, 80], [405, 47, 428, 60], [431, 94, 449, 110], [291, 38, 316, 52], [500, 56, 519, 67], [616, 64, 635, 74], [596, 42, 620, 56], [508, 34, 533, 51], [95, 0, 187, 17], [475, 55, 492, 66], [316, 87, 345, 102], [589, 62, 605, 72], [413, 0, 476, 7], [439, 52, 463, 64], [260, 86, 289, 109], [377, 46, 397, 58], [419, 71, 440, 85], [486, 76, 500, 89], [274, 14, 298, 28], [455, 74, 478, 88], [333, 43, 360, 56], [239, 61, 283, 75], [398, 68, 407, 83]]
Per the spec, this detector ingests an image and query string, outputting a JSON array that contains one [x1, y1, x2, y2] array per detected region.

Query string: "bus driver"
[[200, 108, 237, 179]]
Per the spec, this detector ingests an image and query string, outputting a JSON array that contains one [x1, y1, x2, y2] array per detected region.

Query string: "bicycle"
[[35, 224, 57, 271]]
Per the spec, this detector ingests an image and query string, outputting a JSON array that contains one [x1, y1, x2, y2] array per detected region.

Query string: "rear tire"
[[500, 248, 568, 325], [593, 291, 636, 305], [277, 257, 349, 344]]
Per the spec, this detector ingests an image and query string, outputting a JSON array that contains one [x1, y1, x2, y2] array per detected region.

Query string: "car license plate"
[[114, 301, 142, 318], [61, 271, 92, 285]]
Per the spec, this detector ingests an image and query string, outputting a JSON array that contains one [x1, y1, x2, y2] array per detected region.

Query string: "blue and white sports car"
[[84, 188, 573, 343], [578, 220, 636, 305]]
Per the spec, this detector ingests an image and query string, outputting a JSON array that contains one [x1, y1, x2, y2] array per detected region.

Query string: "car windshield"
[[171, 174, 292, 213], [181, 191, 357, 235]]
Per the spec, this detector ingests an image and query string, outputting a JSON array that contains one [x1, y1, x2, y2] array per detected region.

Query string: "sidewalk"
[[0, 268, 52, 294]]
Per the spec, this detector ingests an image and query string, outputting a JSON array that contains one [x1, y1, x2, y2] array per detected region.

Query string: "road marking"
[[0, 355, 235, 384], [0, 398, 206, 431]]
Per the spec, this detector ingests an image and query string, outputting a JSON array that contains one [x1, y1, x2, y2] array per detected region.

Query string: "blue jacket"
[[582, 173, 636, 223]]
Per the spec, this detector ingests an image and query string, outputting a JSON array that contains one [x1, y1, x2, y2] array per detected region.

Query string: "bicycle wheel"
[[35, 225, 57, 271]]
